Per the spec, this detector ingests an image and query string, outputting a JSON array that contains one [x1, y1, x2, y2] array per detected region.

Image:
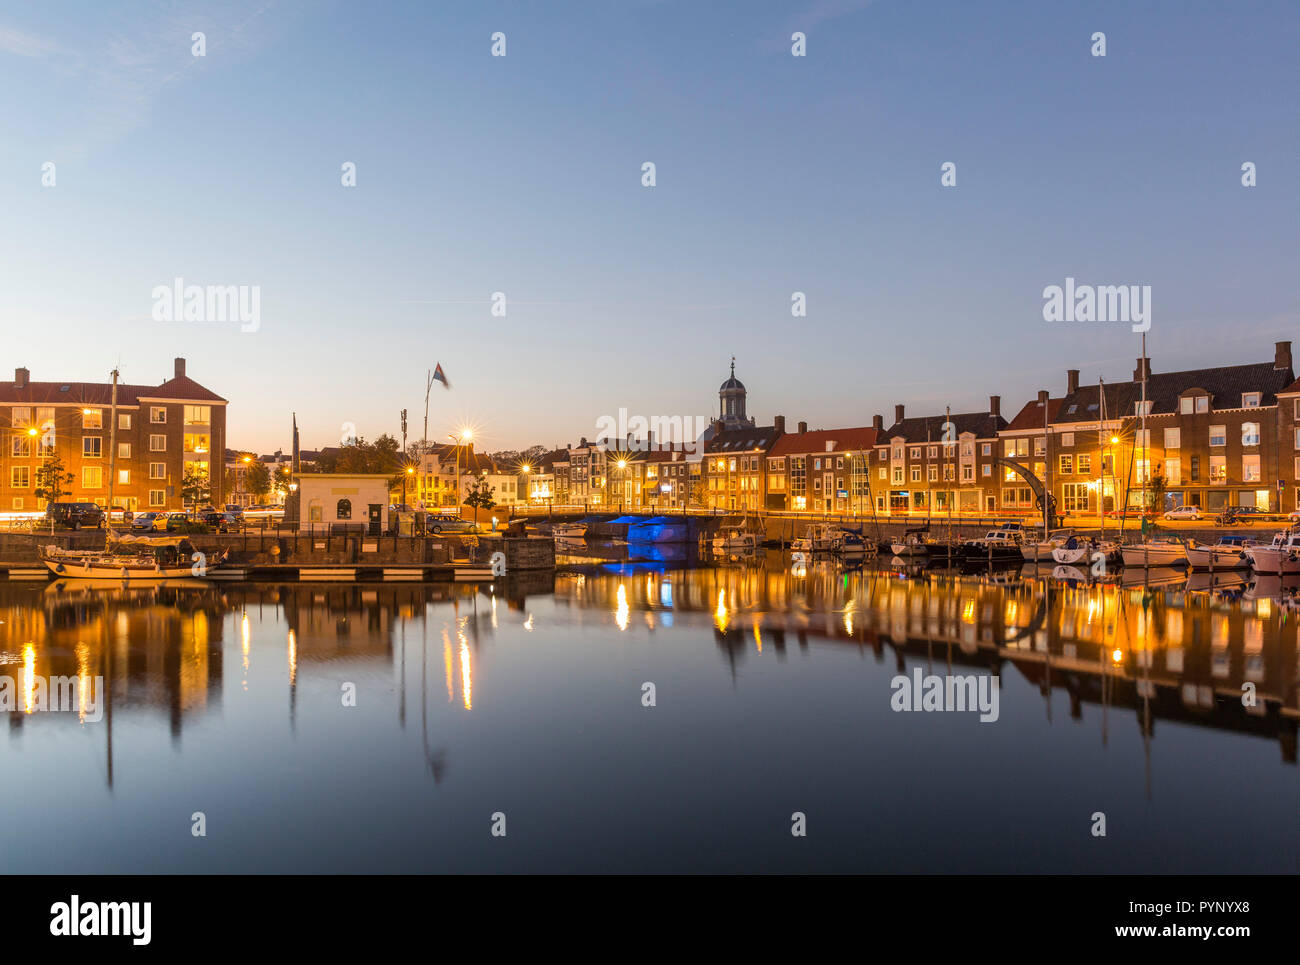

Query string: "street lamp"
[[616, 458, 627, 513], [449, 429, 472, 519], [520, 463, 532, 509]]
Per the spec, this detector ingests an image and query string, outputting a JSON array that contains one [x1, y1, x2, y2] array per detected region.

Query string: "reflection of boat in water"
[[40, 535, 227, 580], [1050, 564, 1089, 583], [1118, 565, 1186, 588], [45, 576, 212, 594], [1185, 570, 1250, 593]]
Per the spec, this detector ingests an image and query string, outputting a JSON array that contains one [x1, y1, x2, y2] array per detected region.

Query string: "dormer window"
[[1242, 392, 1261, 408], [1135, 400, 1153, 416]]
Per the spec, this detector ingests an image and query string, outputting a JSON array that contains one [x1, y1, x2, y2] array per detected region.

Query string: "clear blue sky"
[[3, 0, 1297, 453]]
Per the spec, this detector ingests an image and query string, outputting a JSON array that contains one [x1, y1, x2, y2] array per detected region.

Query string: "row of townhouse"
[[531, 343, 1300, 517], [0, 359, 227, 513]]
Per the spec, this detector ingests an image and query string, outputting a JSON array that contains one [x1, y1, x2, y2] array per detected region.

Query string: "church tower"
[[718, 357, 754, 429]]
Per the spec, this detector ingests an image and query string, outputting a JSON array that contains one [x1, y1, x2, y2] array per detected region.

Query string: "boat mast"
[[1042, 393, 1050, 535], [1099, 376, 1105, 540], [1140, 332, 1148, 539], [107, 367, 119, 514]]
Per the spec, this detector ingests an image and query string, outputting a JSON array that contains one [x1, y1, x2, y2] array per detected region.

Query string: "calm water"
[[3, 550, 1299, 873]]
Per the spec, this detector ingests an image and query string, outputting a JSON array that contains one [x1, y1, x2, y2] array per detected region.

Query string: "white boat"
[[1248, 531, 1300, 575], [1186, 537, 1252, 570], [712, 529, 758, 553], [552, 522, 588, 538], [890, 528, 932, 557], [1243, 532, 1283, 567], [1119, 539, 1189, 568], [793, 522, 869, 556], [41, 535, 225, 580], [1022, 530, 1072, 561], [1051, 536, 1120, 566]]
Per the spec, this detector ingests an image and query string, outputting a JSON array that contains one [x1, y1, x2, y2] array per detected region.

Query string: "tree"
[[246, 461, 272, 501], [272, 465, 293, 500], [463, 477, 496, 524], [1147, 469, 1168, 514], [181, 464, 211, 512], [34, 453, 74, 505]]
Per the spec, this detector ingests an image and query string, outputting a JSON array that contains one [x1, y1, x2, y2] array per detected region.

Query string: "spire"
[[292, 412, 300, 474], [730, 356, 735, 378]]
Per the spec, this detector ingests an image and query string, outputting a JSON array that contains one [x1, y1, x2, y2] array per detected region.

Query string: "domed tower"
[[718, 357, 754, 429]]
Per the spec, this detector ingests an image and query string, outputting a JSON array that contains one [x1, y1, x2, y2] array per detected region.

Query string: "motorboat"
[[1248, 531, 1300, 575], [793, 522, 870, 556], [712, 528, 759, 553], [959, 528, 1025, 563], [1186, 536, 1252, 570], [890, 527, 933, 557], [1243, 532, 1283, 567], [1119, 538, 1189, 568], [552, 521, 588, 538], [41, 534, 226, 580]]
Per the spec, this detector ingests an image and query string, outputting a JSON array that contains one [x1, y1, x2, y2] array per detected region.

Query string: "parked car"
[[1103, 508, 1157, 519], [1163, 506, 1202, 520], [424, 516, 479, 534], [164, 512, 191, 532], [44, 502, 105, 530], [1217, 506, 1266, 525], [224, 504, 245, 518], [130, 511, 166, 532]]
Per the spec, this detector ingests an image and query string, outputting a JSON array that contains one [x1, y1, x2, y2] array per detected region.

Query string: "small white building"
[[294, 473, 392, 534]]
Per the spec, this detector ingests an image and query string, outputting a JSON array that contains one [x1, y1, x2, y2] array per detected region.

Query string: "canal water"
[[2, 550, 1298, 873]]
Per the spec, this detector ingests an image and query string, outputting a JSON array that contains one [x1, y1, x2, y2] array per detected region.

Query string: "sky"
[[2, 0, 1298, 454]]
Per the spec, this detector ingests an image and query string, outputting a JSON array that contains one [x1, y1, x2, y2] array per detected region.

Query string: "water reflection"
[[3, 559, 1300, 872]]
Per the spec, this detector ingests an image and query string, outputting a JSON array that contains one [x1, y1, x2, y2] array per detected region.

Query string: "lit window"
[[151, 406, 167, 423], [82, 408, 102, 429]]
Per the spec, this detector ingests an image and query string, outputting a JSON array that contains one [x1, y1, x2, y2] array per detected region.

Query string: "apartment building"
[[765, 417, 880, 513], [874, 400, 1008, 515], [1, 358, 226, 512], [702, 422, 782, 512]]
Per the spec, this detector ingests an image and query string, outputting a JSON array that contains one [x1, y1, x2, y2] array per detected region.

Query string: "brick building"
[[2, 358, 226, 513], [765, 418, 880, 513], [874, 400, 1008, 515]]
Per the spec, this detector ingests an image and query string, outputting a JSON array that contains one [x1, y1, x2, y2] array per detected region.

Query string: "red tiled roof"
[[1, 371, 225, 405], [769, 426, 879, 457], [1003, 397, 1065, 432]]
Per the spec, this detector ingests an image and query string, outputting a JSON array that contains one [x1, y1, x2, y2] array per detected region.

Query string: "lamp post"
[[449, 429, 472, 519], [520, 463, 531, 511], [616, 459, 627, 513]]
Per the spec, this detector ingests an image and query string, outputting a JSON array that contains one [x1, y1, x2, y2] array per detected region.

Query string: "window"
[[118, 413, 132, 430], [1033, 438, 1045, 456], [1243, 455, 1261, 482], [981, 464, 991, 477], [909, 447, 920, 459], [910, 466, 921, 482], [1242, 423, 1260, 446], [83, 436, 102, 458], [943, 465, 954, 481], [1295, 428, 1300, 450], [927, 446, 937, 459], [11, 435, 31, 458], [1196, 396, 1209, 413], [1242, 393, 1261, 408], [11, 498, 23, 510], [960, 442, 973, 457], [1190, 455, 1199, 482], [1210, 455, 1227, 483], [82, 408, 102, 428], [1180, 397, 1194, 415], [928, 465, 938, 482], [892, 467, 903, 484], [1210, 425, 1226, 447], [118, 469, 130, 485], [836, 457, 843, 470], [184, 405, 211, 425], [149, 490, 165, 507], [1061, 433, 1074, 448], [1059, 455, 1073, 474], [183, 432, 210, 454], [82, 466, 102, 488], [1062, 482, 1091, 512], [1134, 400, 1152, 416], [336, 498, 352, 519], [11, 467, 29, 488], [1164, 428, 1180, 449], [961, 465, 973, 482], [150, 406, 167, 424], [1134, 429, 1150, 449], [118, 443, 131, 459], [892, 446, 903, 460], [813, 457, 821, 471], [878, 467, 886, 480], [1077, 453, 1091, 474], [1164, 458, 1181, 485], [981, 443, 991, 456], [149, 462, 166, 479], [150, 435, 167, 452]]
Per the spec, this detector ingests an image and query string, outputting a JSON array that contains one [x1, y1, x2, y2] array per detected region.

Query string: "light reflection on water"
[[1, 556, 1298, 873]]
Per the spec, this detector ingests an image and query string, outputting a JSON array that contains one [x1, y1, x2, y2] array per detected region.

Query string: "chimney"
[[774, 415, 786, 433], [1133, 357, 1150, 381], [797, 421, 808, 434], [895, 404, 905, 425], [1276, 340, 1293, 371], [14, 367, 29, 389], [1037, 389, 1050, 405], [1067, 369, 1079, 394], [872, 414, 883, 431], [174, 357, 186, 379], [989, 395, 1001, 419]]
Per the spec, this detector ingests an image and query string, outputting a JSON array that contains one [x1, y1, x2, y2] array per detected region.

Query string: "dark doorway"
[[368, 504, 382, 536]]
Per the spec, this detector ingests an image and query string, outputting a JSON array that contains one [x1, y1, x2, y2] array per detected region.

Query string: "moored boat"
[[1119, 538, 1189, 568], [1186, 536, 1252, 570], [1248, 531, 1300, 575], [552, 521, 588, 538], [41, 535, 225, 580]]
